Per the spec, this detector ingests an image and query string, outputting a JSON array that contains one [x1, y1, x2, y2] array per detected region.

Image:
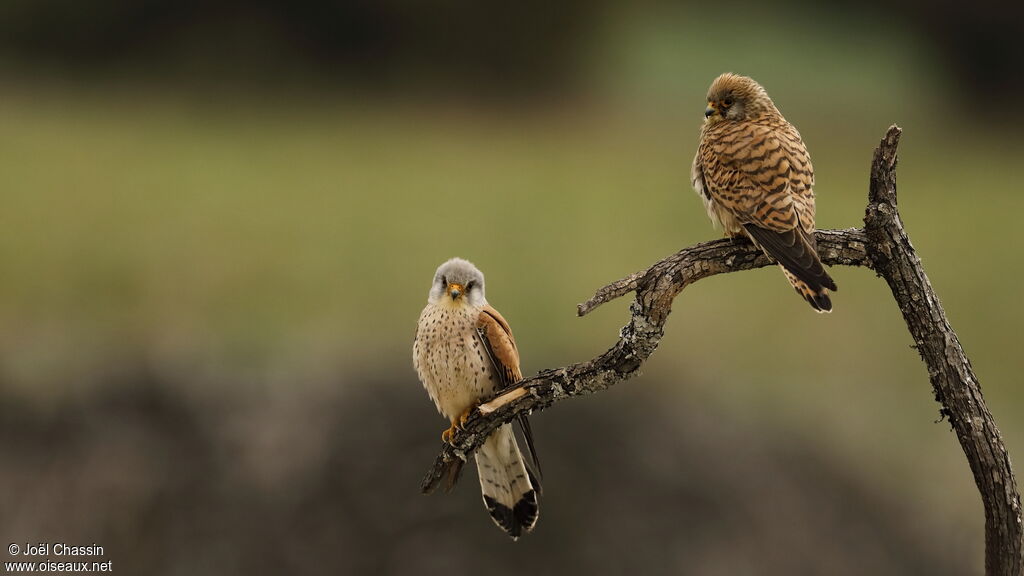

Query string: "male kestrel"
[[413, 258, 540, 539], [691, 73, 838, 311]]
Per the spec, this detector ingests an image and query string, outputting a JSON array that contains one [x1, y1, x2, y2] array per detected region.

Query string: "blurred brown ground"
[[0, 366, 975, 575]]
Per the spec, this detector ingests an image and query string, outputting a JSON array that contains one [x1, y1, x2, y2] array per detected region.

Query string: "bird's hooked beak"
[[447, 283, 464, 301], [705, 101, 718, 118]]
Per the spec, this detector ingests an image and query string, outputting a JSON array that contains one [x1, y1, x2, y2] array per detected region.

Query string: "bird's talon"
[[441, 424, 458, 443]]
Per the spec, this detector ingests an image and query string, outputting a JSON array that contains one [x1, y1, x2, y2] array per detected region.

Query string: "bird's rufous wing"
[[476, 306, 542, 484], [476, 306, 521, 386]]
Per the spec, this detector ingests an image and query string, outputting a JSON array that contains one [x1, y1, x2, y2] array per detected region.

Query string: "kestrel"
[[691, 73, 837, 311], [413, 258, 540, 539]]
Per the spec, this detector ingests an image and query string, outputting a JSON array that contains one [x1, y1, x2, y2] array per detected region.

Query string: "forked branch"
[[421, 125, 1022, 576]]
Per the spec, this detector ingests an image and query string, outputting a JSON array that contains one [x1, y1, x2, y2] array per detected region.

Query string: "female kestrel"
[[691, 73, 837, 311], [413, 258, 540, 539]]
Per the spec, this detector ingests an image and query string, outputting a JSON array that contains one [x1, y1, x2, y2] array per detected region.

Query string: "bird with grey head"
[[414, 257, 541, 539]]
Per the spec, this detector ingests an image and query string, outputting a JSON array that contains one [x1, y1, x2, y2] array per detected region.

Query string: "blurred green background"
[[1, 1, 1022, 574]]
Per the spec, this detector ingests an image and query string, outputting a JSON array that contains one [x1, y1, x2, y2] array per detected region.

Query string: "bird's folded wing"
[[743, 224, 837, 292], [476, 306, 542, 483], [476, 306, 521, 386]]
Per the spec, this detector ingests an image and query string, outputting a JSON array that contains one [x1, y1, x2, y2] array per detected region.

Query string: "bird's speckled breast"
[[413, 301, 499, 422]]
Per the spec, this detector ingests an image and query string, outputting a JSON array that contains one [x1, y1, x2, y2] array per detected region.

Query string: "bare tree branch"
[[421, 125, 1022, 576], [862, 128, 1023, 576]]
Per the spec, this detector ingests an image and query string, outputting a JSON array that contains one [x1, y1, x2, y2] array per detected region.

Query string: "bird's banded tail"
[[742, 224, 837, 313], [783, 267, 833, 312], [476, 423, 539, 540]]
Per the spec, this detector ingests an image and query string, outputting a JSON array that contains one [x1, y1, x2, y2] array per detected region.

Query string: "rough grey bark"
[[420, 125, 1022, 575], [863, 128, 1022, 576]]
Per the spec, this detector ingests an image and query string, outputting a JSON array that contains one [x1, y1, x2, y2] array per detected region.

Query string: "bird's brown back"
[[697, 113, 816, 236]]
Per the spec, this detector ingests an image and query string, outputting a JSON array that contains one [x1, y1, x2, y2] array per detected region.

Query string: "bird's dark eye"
[[466, 281, 476, 292], [440, 275, 448, 287], [722, 98, 733, 107]]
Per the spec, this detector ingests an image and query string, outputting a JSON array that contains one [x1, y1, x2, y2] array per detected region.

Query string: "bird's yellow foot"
[[441, 423, 459, 443], [441, 407, 477, 443], [458, 407, 473, 428]]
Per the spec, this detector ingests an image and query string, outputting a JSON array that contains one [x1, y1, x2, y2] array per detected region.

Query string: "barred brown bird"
[[413, 258, 541, 539], [691, 73, 837, 311]]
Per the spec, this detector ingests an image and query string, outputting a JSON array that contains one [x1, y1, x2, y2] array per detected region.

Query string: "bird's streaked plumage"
[[413, 258, 540, 539], [691, 73, 837, 311]]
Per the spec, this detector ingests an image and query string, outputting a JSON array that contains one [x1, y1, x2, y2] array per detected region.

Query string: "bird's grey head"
[[428, 257, 487, 306]]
